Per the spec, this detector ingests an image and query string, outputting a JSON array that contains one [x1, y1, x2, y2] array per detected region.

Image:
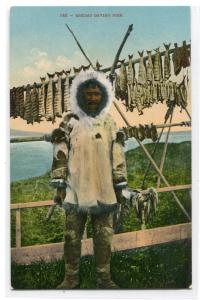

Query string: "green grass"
[[10, 141, 191, 289], [11, 240, 191, 289]]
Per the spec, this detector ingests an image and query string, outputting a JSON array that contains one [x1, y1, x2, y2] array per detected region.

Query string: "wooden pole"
[[65, 24, 96, 70], [16, 209, 21, 248], [140, 105, 172, 190], [157, 108, 174, 187], [113, 101, 191, 221]]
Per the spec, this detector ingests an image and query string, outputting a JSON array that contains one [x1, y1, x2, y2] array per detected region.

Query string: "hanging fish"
[[10, 88, 16, 118], [38, 77, 46, 121], [73, 66, 82, 76], [127, 54, 136, 110], [146, 82, 153, 107], [31, 82, 39, 122], [81, 64, 91, 72], [179, 77, 188, 107], [15, 87, 21, 118], [163, 43, 171, 80], [24, 84, 33, 124], [118, 59, 128, 104], [127, 54, 135, 85], [114, 73, 121, 101], [138, 51, 147, 85], [18, 86, 25, 119], [166, 81, 175, 107], [54, 72, 63, 118], [160, 81, 167, 101], [172, 43, 182, 76], [153, 48, 163, 81], [152, 82, 159, 103], [135, 83, 144, 115], [130, 81, 137, 110], [96, 60, 102, 71], [46, 73, 55, 121], [146, 50, 154, 82], [180, 40, 190, 68], [63, 69, 71, 113]]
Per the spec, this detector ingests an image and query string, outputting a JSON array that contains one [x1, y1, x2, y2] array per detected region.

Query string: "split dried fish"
[[46, 73, 55, 121], [96, 60, 102, 71], [54, 72, 63, 117], [127, 54, 136, 110], [146, 50, 154, 82], [73, 66, 82, 76], [15, 87, 21, 118], [118, 59, 128, 103], [38, 77, 46, 120], [63, 69, 71, 112], [138, 51, 147, 85], [81, 64, 91, 72], [180, 40, 190, 68], [10, 88, 16, 118], [24, 84, 32, 124], [172, 43, 181, 76], [31, 83, 39, 122], [153, 48, 163, 81], [163, 43, 171, 80], [18, 86, 25, 119], [135, 83, 144, 115]]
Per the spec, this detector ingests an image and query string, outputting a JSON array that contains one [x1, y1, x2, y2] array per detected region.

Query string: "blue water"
[[10, 131, 191, 182], [125, 130, 191, 152]]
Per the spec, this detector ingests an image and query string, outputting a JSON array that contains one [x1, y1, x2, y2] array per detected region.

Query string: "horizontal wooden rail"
[[11, 222, 191, 264], [10, 122, 191, 143], [10, 184, 191, 210]]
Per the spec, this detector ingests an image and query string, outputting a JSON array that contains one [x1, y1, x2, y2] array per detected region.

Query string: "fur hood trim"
[[70, 71, 113, 124]]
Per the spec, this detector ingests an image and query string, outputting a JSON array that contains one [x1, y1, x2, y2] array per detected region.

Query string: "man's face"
[[83, 85, 102, 113]]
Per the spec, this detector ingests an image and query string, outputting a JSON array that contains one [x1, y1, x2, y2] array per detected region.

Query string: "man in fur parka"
[[50, 70, 127, 289]]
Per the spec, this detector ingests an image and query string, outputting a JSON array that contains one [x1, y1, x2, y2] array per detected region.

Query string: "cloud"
[[12, 48, 72, 86]]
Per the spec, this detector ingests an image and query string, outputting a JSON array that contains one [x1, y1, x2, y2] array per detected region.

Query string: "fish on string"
[[46, 73, 55, 121], [135, 83, 144, 115], [127, 54, 136, 110], [180, 40, 190, 69], [10, 88, 17, 118], [163, 43, 171, 80], [146, 50, 154, 83], [38, 77, 46, 121], [31, 82, 39, 123], [54, 71, 63, 118], [118, 59, 129, 109], [73, 66, 82, 76], [96, 60, 102, 71], [153, 47, 163, 81], [137, 51, 147, 85], [172, 43, 182, 76], [15, 87, 21, 118], [81, 64, 91, 72], [24, 84, 33, 124], [18, 86, 25, 119], [63, 69, 71, 113]]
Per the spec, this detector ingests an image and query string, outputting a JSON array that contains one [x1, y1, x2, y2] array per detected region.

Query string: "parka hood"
[[70, 71, 113, 123]]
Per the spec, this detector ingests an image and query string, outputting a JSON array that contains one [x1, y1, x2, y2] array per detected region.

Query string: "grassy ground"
[[10, 141, 191, 289]]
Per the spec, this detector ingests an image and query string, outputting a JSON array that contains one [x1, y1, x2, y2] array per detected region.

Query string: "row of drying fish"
[[123, 124, 158, 142], [115, 77, 188, 115], [114, 41, 190, 113], [10, 71, 71, 123]]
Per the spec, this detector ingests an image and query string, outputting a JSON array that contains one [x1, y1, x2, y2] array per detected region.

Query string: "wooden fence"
[[11, 184, 191, 264]]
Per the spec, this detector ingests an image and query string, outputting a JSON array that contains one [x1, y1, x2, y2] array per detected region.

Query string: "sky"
[[10, 6, 191, 132]]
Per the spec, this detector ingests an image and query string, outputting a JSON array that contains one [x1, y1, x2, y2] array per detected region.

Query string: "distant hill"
[[10, 129, 46, 137]]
